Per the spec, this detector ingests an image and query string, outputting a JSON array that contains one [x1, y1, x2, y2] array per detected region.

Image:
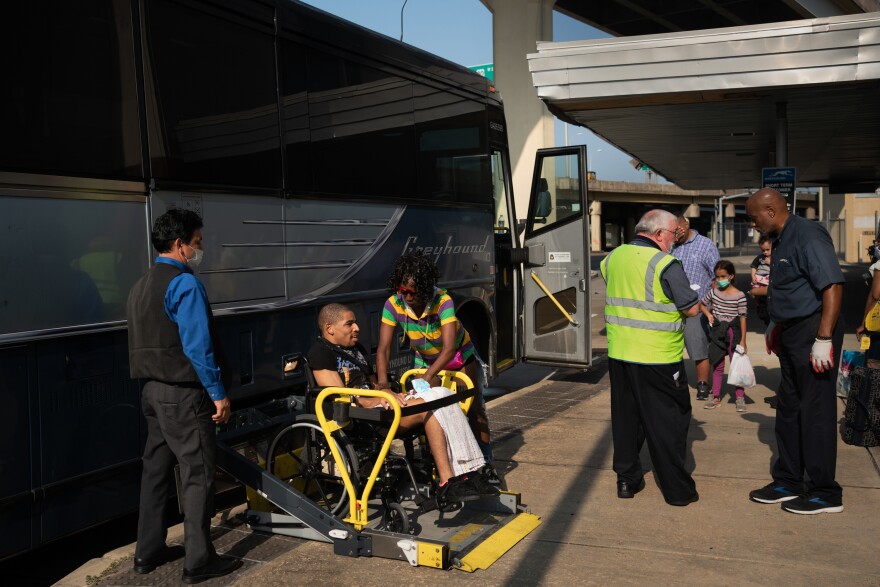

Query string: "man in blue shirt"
[[672, 215, 720, 400], [127, 209, 241, 583], [745, 188, 844, 515]]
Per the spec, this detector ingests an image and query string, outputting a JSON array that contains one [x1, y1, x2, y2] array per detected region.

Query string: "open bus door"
[[521, 146, 592, 369]]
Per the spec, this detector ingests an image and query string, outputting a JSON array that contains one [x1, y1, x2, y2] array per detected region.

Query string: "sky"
[[300, 0, 660, 183]]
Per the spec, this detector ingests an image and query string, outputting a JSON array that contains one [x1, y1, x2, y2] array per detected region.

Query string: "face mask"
[[716, 279, 730, 288], [184, 246, 204, 269]]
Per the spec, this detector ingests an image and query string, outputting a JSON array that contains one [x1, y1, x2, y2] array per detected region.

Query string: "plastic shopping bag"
[[836, 349, 866, 398], [728, 349, 756, 388]]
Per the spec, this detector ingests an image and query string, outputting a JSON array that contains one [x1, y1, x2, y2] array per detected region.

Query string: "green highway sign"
[[469, 63, 494, 82]]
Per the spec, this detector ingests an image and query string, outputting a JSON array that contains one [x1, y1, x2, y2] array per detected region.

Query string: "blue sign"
[[762, 167, 797, 210]]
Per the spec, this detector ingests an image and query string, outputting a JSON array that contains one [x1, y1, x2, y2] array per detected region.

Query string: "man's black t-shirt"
[[307, 338, 373, 389]]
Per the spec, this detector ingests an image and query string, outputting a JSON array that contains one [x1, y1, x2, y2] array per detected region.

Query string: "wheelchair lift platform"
[[215, 383, 540, 571]]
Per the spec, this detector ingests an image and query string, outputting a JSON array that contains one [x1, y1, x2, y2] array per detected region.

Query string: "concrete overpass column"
[[589, 200, 602, 251], [625, 216, 636, 243], [481, 0, 555, 226]]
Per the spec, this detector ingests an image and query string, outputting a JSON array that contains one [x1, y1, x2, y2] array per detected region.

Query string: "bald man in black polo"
[[745, 188, 844, 515]]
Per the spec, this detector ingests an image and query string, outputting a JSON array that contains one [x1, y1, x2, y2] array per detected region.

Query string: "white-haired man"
[[600, 209, 701, 506]]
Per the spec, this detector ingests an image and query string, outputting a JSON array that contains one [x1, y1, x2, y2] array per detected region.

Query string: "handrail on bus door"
[[529, 270, 580, 327]]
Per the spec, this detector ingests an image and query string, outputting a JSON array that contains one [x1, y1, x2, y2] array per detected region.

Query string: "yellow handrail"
[[315, 387, 401, 530], [529, 270, 579, 327]]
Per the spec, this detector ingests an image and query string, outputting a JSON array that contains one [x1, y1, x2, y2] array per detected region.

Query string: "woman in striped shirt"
[[376, 252, 497, 480], [700, 260, 749, 412]]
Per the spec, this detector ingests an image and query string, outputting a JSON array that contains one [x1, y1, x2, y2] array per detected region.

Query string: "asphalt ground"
[[50, 254, 880, 585]]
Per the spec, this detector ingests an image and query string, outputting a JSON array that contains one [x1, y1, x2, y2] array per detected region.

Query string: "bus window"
[[307, 49, 416, 198], [280, 39, 312, 193], [1, 0, 141, 179], [415, 86, 490, 206], [144, 0, 280, 188]]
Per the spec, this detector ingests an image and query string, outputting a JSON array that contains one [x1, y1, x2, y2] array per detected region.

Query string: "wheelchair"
[[262, 363, 481, 535]]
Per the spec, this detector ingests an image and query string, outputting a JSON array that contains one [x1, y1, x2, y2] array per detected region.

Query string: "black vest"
[[127, 262, 222, 386]]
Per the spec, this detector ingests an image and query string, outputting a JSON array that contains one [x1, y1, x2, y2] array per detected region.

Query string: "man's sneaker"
[[482, 465, 502, 486], [696, 381, 710, 401], [438, 475, 481, 504], [781, 495, 843, 515], [749, 482, 800, 504], [471, 470, 501, 496], [704, 396, 721, 409], [736, 397, 746, 412]]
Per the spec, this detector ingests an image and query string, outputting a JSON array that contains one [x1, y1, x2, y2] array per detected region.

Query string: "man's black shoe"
[[438, 475, 481, 504], [696, 381, 710, 401], [133, 545, 185, 574], [667, 493, 700, 507], [182, 556, 242, 584], [616, 478, 645, 498]]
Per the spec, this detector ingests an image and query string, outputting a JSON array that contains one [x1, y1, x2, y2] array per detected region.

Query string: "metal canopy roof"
[[529, 13, 880, 193], [554, 0, 873, 37]]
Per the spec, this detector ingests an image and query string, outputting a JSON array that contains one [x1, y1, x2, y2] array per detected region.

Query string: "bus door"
[[490, 145, 520, 375], [521, 146, 592, 369]]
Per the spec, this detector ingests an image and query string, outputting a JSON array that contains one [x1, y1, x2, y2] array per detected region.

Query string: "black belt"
[[778, 312, 821, 328]]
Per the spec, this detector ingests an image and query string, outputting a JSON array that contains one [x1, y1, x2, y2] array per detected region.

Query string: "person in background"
[[126, 209, 241, 583], [856, 244, 880, 369], [700, 260, 748, 412], [601, 209, 701, 506], [750, 236, 772, 325], [672, 214, 720, 401], [745, 188, 844, 515], [375, 252, 499, 485]]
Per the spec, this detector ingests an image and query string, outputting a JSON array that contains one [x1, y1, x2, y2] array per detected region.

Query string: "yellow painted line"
[[456, 513, 542, 573], [448, 510, 500, 545], [496, 358, 515, 371]]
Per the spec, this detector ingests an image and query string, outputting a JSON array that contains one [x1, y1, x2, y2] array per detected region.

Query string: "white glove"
[[809, 338, 834, 373], [765, 322, 780, 355]]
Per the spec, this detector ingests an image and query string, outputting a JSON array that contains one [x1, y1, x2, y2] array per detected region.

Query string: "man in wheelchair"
[[308, 304, 497, 504]]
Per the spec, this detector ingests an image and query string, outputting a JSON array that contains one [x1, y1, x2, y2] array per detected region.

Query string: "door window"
[[491, 150, 510, 233], [527, 153, 582, 235]]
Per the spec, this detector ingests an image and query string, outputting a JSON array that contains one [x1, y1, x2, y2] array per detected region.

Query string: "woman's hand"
[[857, 324, 866, 338], [740, 341, 748, 354], [358, 393, 405, 410]]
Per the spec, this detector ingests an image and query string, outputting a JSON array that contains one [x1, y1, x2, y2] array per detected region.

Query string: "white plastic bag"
[[728, 348, 756, 388]]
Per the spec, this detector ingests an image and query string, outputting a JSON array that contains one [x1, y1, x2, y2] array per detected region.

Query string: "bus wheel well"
[[456, 302, 490, 362]]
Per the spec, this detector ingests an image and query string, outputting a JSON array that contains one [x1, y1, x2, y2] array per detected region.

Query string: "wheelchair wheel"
[[382, 502, 411, 534], [266, 414, 359, 517]]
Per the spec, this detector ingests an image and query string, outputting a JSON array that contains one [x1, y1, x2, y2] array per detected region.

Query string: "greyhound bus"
[[0, 0, 592, 558]]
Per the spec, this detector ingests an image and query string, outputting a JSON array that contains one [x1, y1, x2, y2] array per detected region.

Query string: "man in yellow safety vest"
[[600, 209, 701, 506]]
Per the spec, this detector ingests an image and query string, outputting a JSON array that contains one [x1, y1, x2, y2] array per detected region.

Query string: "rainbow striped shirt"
[[381, 288, 474, 368]]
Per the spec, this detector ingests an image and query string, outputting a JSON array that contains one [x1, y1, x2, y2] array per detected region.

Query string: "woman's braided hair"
[[387, 252, 439, 302]]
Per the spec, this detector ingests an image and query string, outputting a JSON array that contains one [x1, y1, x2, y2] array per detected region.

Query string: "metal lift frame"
[[214, 370, 540, 570]]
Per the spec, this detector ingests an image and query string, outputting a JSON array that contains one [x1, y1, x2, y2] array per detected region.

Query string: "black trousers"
[[609, 358, 697, 504], [136, 381, 217, 569], [773, 312, 843, 502]]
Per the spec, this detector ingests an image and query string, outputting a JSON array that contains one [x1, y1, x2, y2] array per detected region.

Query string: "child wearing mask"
[[700, 260, 748, 412]]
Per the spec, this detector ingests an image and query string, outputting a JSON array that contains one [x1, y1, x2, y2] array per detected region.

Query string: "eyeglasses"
[[397, 287, 417, 296], [659, 228, 677, 236]]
